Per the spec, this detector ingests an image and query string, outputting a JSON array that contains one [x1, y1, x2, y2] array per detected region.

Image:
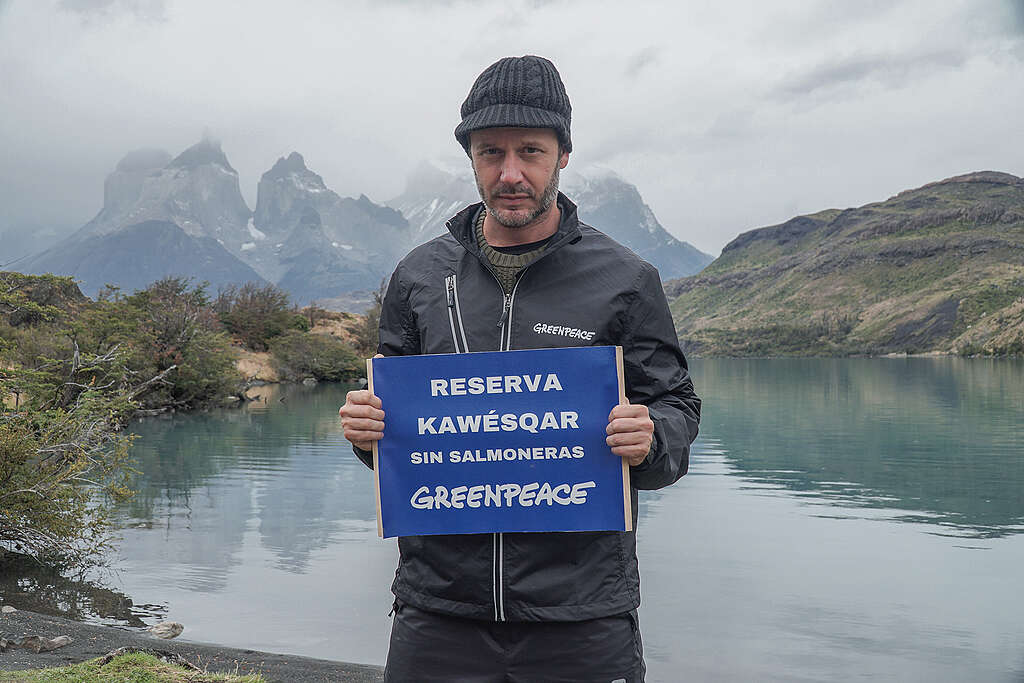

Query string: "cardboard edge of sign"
[[369, 346, 633, 538], [367, 357, 384, 538], [616, 346, 633, 533]]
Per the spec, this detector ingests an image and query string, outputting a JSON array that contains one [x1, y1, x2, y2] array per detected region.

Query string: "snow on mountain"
[[389, 160, 479, 246], [20, 143, 711, 310], [389, 160, 714, 279], [249, 152, 411, 301], [561, 168, 714, 278]]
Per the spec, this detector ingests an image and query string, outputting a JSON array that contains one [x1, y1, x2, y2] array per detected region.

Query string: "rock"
[[15, 635, 41, 653], [147, 621, 185, 639], [40, 635, 73, 652], [302, 377, 318, 386], [1, 605, 16, 614]]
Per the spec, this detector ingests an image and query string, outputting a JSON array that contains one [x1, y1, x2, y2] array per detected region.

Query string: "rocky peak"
[[265, 151, 309, 178], [73, 138, 251, 258], [259, 152, 330, 196], [253, 152, 335, 239], [561, 168, 713, 278], [103, 148, 172, 219], [114, 148, 172, 174], [168, 137, 235, 174], [355, 194, 406, 229], [388, 160, 480, 244]]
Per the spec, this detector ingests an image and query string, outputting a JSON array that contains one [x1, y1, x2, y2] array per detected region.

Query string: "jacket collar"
[[445, 191, 583, 258]]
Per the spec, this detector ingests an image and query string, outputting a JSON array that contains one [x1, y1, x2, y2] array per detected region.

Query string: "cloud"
[[0, 0, 1021, 257], [773, 49, 967, 99], [1005, 0, 1024, 32], [58, 0, 166, 21], [623, 46, 661, 78]]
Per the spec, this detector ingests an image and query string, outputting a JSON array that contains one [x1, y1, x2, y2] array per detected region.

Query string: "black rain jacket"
[[355, 193, 701, 622]]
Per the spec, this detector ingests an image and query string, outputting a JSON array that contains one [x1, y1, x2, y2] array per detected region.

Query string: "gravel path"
[[0, 608, 384, 682]]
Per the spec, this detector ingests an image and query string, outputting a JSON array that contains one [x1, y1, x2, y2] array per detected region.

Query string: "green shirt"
[[474, 209, 549, 295]]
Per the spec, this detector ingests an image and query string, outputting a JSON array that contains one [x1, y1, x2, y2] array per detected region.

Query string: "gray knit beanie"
[[454, 55, 572, 155]]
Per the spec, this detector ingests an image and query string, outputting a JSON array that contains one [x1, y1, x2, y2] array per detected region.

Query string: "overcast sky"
[[1, 0, 1022, 255]]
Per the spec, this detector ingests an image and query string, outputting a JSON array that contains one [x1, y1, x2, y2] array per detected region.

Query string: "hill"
[[667, 171, 1024, 356], [23, 220, 267, 297]]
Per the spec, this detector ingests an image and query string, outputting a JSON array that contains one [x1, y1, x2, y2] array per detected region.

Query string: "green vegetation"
[[1, 273, 140, 567], [669, 172, 1024, 356], [269, 329, 361, 381], [213, 282, 309, 351], [0, 651, 265, 682], [352, 280, 385, 358], [1, 272, 364, 569]]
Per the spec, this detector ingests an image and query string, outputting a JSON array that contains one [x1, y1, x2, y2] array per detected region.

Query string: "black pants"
[[384, 602, 645, 683]]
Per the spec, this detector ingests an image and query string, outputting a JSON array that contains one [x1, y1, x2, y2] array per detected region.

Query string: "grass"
[[0, 652, 265, 683]]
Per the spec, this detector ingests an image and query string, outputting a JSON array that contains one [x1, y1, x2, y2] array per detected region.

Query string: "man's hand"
[[606, 403, 654, 467], [339, 390, 385, 452]]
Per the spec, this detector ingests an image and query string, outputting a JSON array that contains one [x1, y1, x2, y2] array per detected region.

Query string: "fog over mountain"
[[20, 137, 708, 305], [1, 0, 1021, 259], [390, 161, 713, 279]]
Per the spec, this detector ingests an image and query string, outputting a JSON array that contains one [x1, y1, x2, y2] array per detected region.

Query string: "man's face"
[[469, 127, 570, 229]]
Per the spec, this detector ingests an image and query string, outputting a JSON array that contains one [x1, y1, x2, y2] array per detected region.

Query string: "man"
[[339, 55, 700, 682]]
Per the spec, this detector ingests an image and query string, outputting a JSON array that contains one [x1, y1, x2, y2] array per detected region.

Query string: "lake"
[[7, 358, 1024, 681]]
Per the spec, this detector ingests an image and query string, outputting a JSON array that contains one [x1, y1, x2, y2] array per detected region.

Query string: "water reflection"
[[688, 358, 1024, 538], [0, 553, 163, 626], [4, 363, 1023, 678], [119, 383, 376, 585]]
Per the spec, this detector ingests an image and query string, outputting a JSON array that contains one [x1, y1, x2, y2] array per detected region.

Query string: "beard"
[[475, 165, 560, 229]]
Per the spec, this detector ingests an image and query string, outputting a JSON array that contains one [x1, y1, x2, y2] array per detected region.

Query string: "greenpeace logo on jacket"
[[532, 322, 596, 341]]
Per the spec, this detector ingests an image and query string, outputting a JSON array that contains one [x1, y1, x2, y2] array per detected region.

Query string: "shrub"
[[0, 274, 241, 568], [0, 395, 134, 567], [214, 282, 306, 351], [353, 279, 386, 358], [269, 330, 361, 382], [90, 277, 241, 410]]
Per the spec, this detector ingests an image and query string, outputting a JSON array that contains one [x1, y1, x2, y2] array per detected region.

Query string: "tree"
[[121, 277, 240, 410], [0, 391, 134, 567], [1, 274, 134, 566], [0, 274, 241, 567], [214, 282, 307, 351], [353, 279, 386, 359], [269, 330, 361, 382]]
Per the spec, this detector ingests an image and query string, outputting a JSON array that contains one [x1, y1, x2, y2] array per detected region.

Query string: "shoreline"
[[0, 608, 383, 682]]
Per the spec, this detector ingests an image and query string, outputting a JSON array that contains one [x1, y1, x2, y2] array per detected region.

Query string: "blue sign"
[[368, 346, 631, 538]]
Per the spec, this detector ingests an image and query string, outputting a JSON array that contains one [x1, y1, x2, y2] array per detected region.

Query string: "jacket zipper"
[[445, 273, 470, 353], [445, 216, 535, 623], [490, 267, 528, 622]]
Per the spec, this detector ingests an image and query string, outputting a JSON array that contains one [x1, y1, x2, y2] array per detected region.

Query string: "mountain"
[[249, 152, 410, 302], [75, 139, 252, 254], [560, 169, 715, 278], [666, 171, 1024, 356], [20, 143, 710, 310], [22, 141, 262, 297], [273, 205, 380, 304], [22, 220, 266, 297], [389, 160, 481, 246], [389, 161, 714, 279]]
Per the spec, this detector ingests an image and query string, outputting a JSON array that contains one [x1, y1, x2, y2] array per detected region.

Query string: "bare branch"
[[127, 365, 178, 401]]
